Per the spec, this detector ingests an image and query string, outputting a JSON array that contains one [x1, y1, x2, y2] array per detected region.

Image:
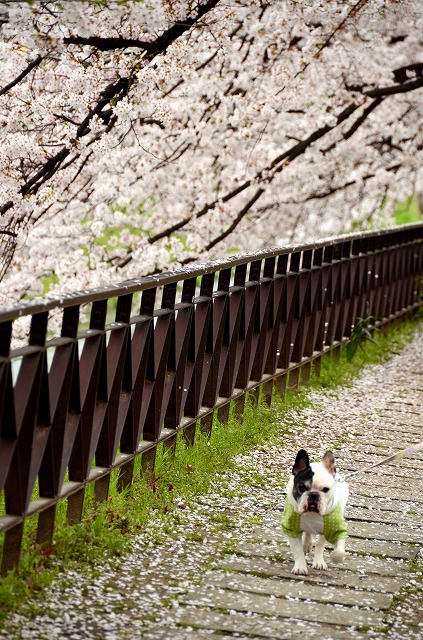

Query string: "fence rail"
[[1, 223, 422, 575]]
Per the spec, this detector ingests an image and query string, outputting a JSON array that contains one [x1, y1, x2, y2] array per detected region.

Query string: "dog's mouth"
[[306, 503, 320, 513]]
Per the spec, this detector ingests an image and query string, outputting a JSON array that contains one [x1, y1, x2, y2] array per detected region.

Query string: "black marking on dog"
[[292, 449, 310, 476], [292, 465, 314, 503]]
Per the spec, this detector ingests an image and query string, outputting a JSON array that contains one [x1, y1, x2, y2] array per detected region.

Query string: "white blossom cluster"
[[0, 0, 422, 305]]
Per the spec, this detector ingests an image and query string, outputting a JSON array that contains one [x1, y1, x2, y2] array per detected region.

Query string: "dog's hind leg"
[[331, 538, 346, 564]]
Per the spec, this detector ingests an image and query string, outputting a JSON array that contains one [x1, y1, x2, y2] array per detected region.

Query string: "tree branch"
[[63, 36, 152, 51], [0, 0, 223, 262], [0, 229, 17, 237], [64, 0, 221, 57], [343, 97, 383, 139], [277, 0, 371, 95], [0, 4, 224, 278], [364, 77, 423, 97], [205, 187, 265, 251], [117, 70, 423, 269], [116, 102, 362, 268], [0, 201, 14, 217], [278, 173, 376, 206], [393, 62, 423, 84], [0, 54, 45, 97]]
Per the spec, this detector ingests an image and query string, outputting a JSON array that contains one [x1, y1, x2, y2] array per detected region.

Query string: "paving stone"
[[343, 539, 418, 560], [345, 436, 411, 449], [337, 443, 406, 456], [253, 519, 422, 545], [348, 495, 418, 512], [179, 586, 386, 627], [353, 484, 423, 502], [346, 520, 422, 543], [216, 556, 405, 593], [203, 571, 393, 609], [143, 626, 253, 640], [339, 459, 422, 475], [385, 399, 423, 408], [376, 414, 423, 431], [339, 464, 422, 480], [235, 537, 419, 560], [371, 422, 422, 435], [282, 548, 407, 577], [175, 608, 369, 640], [337, 451, 422, 471], [345, 506, 422, 526], [331, 479, 422, 501]]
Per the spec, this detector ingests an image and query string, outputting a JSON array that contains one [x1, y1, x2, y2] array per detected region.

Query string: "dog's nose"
[[308, 492, 320, 502]]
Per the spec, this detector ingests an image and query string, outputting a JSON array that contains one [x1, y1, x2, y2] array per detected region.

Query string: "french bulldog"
[[281, 449, 348, 575]]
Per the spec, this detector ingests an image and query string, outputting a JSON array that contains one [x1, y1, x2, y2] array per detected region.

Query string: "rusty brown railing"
[[1, 223, 422, 575]]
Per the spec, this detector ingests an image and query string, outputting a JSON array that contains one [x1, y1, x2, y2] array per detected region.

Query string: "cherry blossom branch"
[[0, 75, 133, 217], [63, 0, 221, 56], [0, 201, 14, 217], [204, 187, 265, 251], [63, 36, 153, 51], [0, 53, 45, 97], [343, 97, 383, 140], [192, 82, 421, 252], [115, 102, 361, 268], [0, 0, 223, 273], [116, 70, 423, 268], [278, 180, 361, 205], [1, 5, 221, 196], [277, 0, 371, 95], [188, 74, 423, 213], [268, 169, 380, 209], [161, 46, 222, 98], [0, 229, 17, 237], [364, 77, 423, 97], [393, 62, 423, 84], [316, 0, 370, 52], [26, 0, 372, 235]]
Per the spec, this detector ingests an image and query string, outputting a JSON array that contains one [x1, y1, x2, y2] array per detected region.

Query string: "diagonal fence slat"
[[0, 320, 16, 495], [0, 223, 422, 575], [164, 281, 196, 431]]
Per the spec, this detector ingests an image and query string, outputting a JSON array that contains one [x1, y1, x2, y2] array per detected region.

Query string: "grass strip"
[[0, 309, 422, 621]]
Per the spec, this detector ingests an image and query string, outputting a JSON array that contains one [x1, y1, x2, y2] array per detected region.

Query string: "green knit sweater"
[[281, 500, 347, 544]]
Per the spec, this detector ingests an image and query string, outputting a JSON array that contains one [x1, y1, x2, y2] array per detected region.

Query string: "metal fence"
[[1, 223, 422, 575]]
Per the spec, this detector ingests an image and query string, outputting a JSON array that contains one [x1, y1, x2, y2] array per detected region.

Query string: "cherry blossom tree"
[[0, 0, 422, 304]]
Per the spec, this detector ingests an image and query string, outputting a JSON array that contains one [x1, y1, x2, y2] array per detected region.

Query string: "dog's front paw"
[[312, 560, 328, 571], [292, 563, 308, 575], [331, 550, 345, 564]]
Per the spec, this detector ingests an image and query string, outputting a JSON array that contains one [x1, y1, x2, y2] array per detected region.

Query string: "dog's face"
[[287, 449, 336, 516]]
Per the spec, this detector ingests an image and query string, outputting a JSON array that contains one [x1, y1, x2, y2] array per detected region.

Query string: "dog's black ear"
[[292, 449, 310, 476]]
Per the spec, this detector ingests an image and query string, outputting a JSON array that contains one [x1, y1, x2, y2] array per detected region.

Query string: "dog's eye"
[[322, 487, 330, 493], [299, 483, 307, 492]]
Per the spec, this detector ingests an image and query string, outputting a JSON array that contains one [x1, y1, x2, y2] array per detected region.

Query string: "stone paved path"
[[2, 329, 422, 640], [143, 335, 423, 640]]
